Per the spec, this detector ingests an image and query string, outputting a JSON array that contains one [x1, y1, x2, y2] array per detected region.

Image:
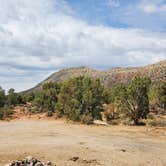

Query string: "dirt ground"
[[0, 119, 166, 166]]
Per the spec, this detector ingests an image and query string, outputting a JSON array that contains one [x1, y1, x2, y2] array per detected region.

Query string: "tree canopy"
[[57, 76, 109, 122], [111, 77, 151, 124]]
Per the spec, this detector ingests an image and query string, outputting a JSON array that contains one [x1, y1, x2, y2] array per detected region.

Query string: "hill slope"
[[26, 60, 166, 93]]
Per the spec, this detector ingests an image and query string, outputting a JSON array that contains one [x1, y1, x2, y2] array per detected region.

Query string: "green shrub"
[[32, 106, 44, 113], [7, 88, 19, 106], [0, 107, 13, 120], [0, 87, 5, 107], [112, 77, 151, 125], [0, 110, 3, 119], [149, 82, 166, 110], [33, 82, 60, 113], [57, 76, 108, 122]]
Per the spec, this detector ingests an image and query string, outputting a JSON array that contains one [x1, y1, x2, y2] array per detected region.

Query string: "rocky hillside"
[[25, 60, 166, 93]]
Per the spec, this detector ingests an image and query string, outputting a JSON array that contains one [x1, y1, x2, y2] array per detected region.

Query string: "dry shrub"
[[108, 119, 120, 125], [121, 118, 134, 126], [147, 119, 166, 127], [103, 104, 118, 121], [147, 113, 155, 120], [81, 114, 93, 125], [47, 111, 53, 117]]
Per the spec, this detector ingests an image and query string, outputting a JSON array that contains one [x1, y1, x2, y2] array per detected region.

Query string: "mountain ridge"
[[24, 60, 166, 93]]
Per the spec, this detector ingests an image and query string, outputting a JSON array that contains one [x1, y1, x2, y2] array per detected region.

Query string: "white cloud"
[[139, 0, 166, 14], [0, 0, 166, 91]]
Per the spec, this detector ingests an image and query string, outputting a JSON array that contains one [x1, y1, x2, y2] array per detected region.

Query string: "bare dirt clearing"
[[0, 120, 166, 166]]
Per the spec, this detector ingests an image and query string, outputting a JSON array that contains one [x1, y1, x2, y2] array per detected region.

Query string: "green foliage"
[[33, 92, 45, 112], [149, 82, 166, 110], [0, 110, 3, 119], [0, 106, 13, 120], [26, 92, 35, 102], [1, 86, 25, 108], [0, 76, 156, 125], [7, 88, 19, 106], [30, 106, 42, 113], [29, 76, 153, 125], [110, 83, 127, 103], [0, 87, 5, 107], [57, 76, 108, 122], [33, 82, 61, 113], [112, 77, 151, 124], [0, 86, 23, 120], [157, 82, 166, 109]]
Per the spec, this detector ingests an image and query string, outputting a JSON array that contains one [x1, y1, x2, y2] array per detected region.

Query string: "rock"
[[70, 156, 79, 162], [10, 161, 16, 166], [34, 162, 43, 166], [32, 158, 38, 165], [4, 163, 13, 166], [5, 157, 55, 166], [45, 161, 52, 166], [25, 156, 33, 163], [14, 162, 20, 166], [93, 120, 108, 125], [120, 149, 126, 152]]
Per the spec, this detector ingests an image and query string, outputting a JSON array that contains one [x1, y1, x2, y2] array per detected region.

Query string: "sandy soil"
[[0, 119, 166, 166]]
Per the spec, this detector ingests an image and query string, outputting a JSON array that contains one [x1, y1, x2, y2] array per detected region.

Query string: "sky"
[[0, 0, 166, 92]]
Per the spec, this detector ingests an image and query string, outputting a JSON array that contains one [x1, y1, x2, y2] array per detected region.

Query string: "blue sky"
[[0, 0, 165, 91], [67, 0, 166, 31]]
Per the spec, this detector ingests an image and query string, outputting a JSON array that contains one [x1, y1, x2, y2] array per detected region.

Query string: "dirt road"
[[0, 120, 166, 166]]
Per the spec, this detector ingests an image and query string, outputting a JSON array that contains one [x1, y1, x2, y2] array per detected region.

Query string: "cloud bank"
[[0, 0, 165, 91]]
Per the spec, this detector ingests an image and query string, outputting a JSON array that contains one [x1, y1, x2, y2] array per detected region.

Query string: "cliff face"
[[25, 60, 166, 93]]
